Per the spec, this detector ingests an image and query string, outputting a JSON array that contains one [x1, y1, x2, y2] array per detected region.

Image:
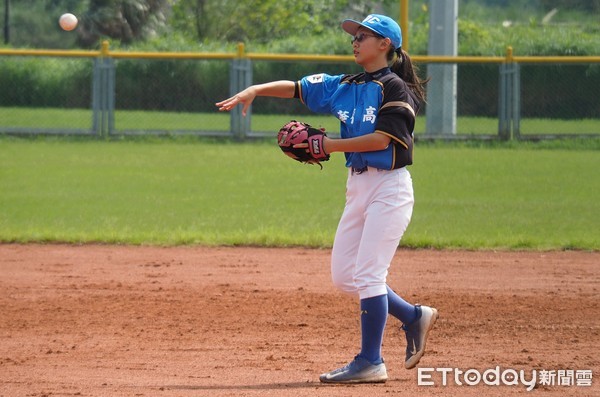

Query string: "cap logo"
[[363, 15, 381, 25]]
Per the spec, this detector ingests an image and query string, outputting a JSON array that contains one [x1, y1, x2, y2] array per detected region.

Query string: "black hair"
[[387, 47, 429, 103]]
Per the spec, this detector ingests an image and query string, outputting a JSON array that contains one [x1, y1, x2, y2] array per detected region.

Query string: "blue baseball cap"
[[342, 14, 402, 49]]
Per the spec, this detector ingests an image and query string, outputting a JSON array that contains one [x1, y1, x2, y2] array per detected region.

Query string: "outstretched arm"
[[215, 80, 296, 116]]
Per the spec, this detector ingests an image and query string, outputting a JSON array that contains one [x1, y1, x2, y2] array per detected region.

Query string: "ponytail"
[[388, 47, 428, 103]]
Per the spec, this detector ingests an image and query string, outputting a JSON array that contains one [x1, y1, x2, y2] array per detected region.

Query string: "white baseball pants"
[[331, 166, 414, 300]]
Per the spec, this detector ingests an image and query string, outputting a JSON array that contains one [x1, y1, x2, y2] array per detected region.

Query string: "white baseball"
[[59, 13, 78, 31]]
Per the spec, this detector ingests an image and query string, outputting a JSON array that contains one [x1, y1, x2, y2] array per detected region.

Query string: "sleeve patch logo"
[[307, 73, 325, 84]]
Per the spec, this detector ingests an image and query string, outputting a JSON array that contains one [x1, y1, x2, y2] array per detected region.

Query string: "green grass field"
[[1, 107, 600, 136], [1, 136, 598, 250]]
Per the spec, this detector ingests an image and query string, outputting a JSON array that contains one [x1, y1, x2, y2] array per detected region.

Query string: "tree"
[[78, 0, 171, 47], [539, 0, 600, 12], [4, 0, 9, 44], [170, 0, 394, 43]]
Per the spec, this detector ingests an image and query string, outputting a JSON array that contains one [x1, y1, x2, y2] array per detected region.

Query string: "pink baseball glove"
[[277, 120, 330, 168]]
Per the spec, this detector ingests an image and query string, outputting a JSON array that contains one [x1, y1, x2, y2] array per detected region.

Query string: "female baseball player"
[[216, 14, 438, 384]]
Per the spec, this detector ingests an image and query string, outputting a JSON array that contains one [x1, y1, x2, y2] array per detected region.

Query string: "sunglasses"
[[351, 32, 382, 44]]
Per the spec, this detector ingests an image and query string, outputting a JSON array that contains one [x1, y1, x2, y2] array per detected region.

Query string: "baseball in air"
[[59, 13, 78, 31]]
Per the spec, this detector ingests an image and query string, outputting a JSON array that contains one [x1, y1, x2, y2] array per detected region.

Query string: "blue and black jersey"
[[294, 67, 420, 170]]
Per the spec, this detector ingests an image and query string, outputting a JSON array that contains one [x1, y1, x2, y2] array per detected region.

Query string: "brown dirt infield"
[[0, 244, 598, 397]]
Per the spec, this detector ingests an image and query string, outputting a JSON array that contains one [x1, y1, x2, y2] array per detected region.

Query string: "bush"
[[0, 57, 92, 108], [114, 58, 229, 111]]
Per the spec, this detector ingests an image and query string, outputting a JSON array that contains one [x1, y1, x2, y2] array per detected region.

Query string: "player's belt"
[[351, 166, 369, 174], [351, 166, 401, 174]]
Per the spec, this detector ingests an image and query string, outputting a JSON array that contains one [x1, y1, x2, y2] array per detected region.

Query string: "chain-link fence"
[[0, 55, 95, 134], [0, 47, 598, 140], [517, 62, 600, 138], [111, 57, 231, 135]]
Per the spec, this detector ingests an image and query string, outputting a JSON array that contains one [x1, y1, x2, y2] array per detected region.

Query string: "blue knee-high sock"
[[386, 285, 417, 324], [359, 295, 388, 364]]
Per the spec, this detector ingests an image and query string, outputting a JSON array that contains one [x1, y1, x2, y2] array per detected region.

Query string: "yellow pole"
[[506, 46, 514, 63], [400, 0, 409, 51], [101, 40, 110, 57], [237, 42, 246, 58]]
